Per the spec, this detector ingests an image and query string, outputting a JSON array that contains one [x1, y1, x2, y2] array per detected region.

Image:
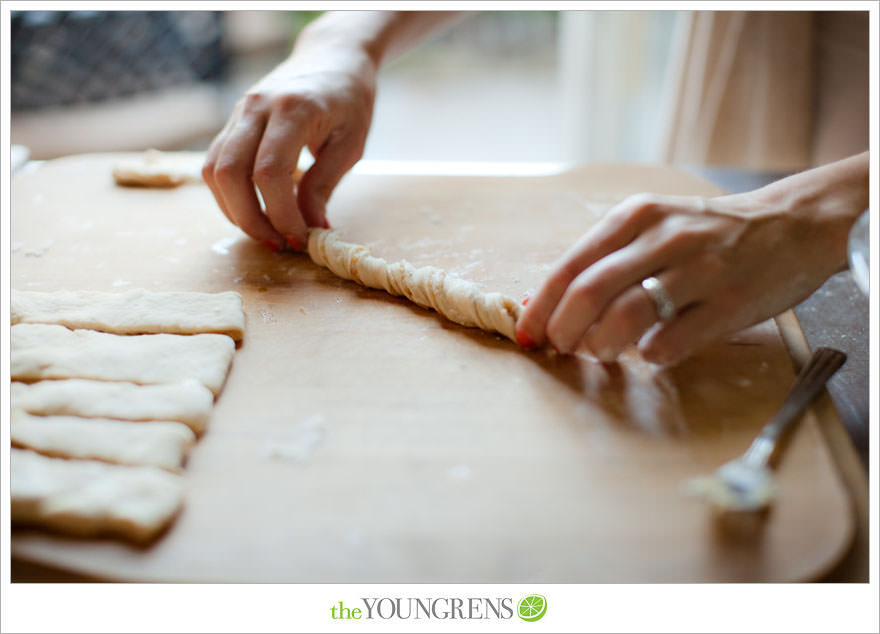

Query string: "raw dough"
[[112, 148, 304, 188], [11, 379, 213, 434], [11, 324, 235, 395], [11, 410, 196, 472], [12, 288, 245, 341], [11, 448, 185, 543], [112, 149, 204, 188], [307, 228, 523, 341]]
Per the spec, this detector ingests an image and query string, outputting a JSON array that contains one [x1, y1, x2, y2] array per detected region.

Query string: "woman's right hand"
[[202, 26, 378, 252]]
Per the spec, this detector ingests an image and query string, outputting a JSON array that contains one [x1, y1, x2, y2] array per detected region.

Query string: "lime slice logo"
[[517, 595, 547, 622]]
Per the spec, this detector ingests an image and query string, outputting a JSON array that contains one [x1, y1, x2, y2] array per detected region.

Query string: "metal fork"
[[686, 347, 847, 512]]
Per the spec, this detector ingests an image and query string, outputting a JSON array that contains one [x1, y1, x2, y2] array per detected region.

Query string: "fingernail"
[[516, 329, 535, 350], [321, 217, 332, 229], [263, 239, 282, 252], [284, 235, 303, 251], [521, 296, 530, 306]]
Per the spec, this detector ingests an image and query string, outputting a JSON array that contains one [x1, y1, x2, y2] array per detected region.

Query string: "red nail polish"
[[284, 235, 303, 250], [516, 329, 535, 349], [321, 217, 332, 229], [521, 296, 530, 306], [263, 239, 282, 252]]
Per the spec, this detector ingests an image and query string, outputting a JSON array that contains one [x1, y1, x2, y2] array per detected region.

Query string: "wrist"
[[755, 153, 868, 270], [294, 10, 461, 69], [293, 12, 396, 70], [767, 154, 867, 219]]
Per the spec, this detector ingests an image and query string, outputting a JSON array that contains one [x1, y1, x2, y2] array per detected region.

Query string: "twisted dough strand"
[[307, 229, 522, 342]]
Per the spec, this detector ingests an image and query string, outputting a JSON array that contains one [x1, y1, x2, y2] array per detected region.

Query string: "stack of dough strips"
[[10, 289, 245, 543]]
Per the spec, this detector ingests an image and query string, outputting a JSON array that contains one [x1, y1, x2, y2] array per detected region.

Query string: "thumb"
[[298, 131, 364, 228]]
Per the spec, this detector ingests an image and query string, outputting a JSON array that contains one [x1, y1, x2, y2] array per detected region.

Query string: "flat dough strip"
[[11, 449, 185, 543], [112, 149, 204, 188], [11, 324, 235, 395], [11, 379, 213, 434], [12, 289, 245, 341], [307, 228, 523, 341], [11, 410, 196, 472], [112, 149, 303, 188]]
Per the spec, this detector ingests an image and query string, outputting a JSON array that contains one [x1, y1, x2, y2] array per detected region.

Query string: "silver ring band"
[[641, 276, 676, 323]]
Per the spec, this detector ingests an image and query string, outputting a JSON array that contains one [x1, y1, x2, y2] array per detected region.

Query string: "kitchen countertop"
[[10, 155, 860, 583]]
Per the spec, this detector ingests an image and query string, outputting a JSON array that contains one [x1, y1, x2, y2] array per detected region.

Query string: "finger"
[[214, 113, 285, 250], [298, 128, 365, 228], [253, 112, 309, 250], [544, 226, 702, 354], [202, 122, 238, 226], [582, 262, 709, 362], [516, 194, 666, 348], [638, 299, 736, 366]]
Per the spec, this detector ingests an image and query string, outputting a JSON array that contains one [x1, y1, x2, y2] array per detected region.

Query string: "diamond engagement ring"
[[641, 276, 676, 323]]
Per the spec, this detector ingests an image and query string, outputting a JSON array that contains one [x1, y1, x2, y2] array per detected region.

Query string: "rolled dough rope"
[[11, 379, 213, 434], [307, 228, 523, 342], [11, 410, 196, 472], [11, 448, 185, 543], [11, 288, 245, 341], [11, 324, 235, 395]]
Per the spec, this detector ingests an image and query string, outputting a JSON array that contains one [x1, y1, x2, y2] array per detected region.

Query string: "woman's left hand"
[[515, 153, 868, 365]]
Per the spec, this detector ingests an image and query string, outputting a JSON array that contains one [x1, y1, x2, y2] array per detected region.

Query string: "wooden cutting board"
[[9, 153, 855, 582]]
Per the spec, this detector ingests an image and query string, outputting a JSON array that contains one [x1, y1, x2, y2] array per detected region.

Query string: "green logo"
[[517, 595, 547, 622]]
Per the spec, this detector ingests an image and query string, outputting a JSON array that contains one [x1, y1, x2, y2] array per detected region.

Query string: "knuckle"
[[549, 259, 586, 290], [214, 157, 248, 184], [700, 251, 726, 275], [201, 161, 215, 183], [334, 130, 368, 169], [306, 181, 333, 201], [625, 192, 658, 209], [542, 272, 573, 303], [564, 277, 606, 315], [242, 92, 266, 112], [570, 280, 601, 306], [276, 93, 325, 120], [660, 227, 698, 253], [275, 92, 305, 114], [613, 297, 645, 335], [625, 193, 671, 222], [605, 194, 651, 225], [631, 200, 663, 223], [251, 160, 285, 186], [345, 138, 365, 164]]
